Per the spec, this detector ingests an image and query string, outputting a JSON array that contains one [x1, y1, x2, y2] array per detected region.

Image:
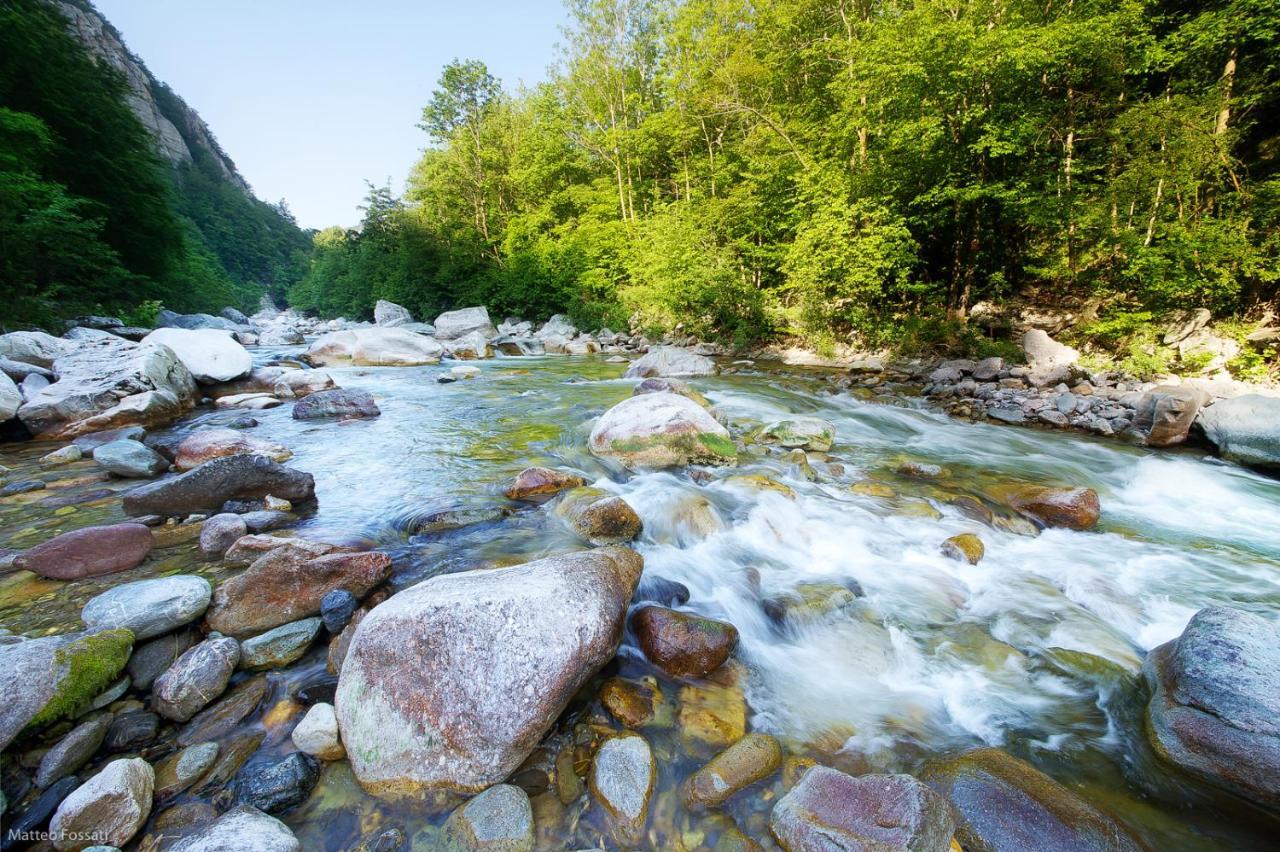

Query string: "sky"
[[94, 0, 568, 230]]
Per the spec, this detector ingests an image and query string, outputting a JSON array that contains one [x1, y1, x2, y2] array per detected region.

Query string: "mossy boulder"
[[756, 418, 836, 452], [589, 392, 736, 470], [554, 487, 643, 545], [941, 533, 984, 565]]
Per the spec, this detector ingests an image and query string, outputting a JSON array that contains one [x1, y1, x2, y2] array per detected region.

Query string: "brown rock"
[[683, 732, 782, 808], [1133, 385, 1208, 447], [679, 682, 747, 748], [555, 487, 643, 545], [941, 533, 984, 565], [173, 428, 292, 471], [1006, 486, 1100, 531], [503, 467, 586, 502], [14, 523, 152, 580], [326, 610, 365, 676], [600, 677, 663, 728], [206, 550, 392, 638], [223, 535, 336, 567], [631, 605, 738, 679]]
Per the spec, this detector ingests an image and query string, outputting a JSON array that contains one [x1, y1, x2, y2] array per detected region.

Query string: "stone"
[[1143, 606, 1280, 809], [320, 589, 357, 633], [207, 550, 392, 638], [71, 426, 147, 454], [625, 346, 715, 378], [240, 510, 294, 533], [941, 533, 984, 565], [1132, 385, 1209, 447], [631, 605, 738, 679], [444, 330, 493, 359], [1198, 394, 1280, 469], [335, 547, 642, 796], [589, 391, 736, 470], [36, 715, 113, 789], [503, 467, 587, 502], [589, 733, 655, 846], [104, 711, 159, 753], [292, 389, 380, 420], [443, 783, 534, 851], [922, 748, 1140, 851], [223, 535, 335, 567], [92, 440, 168, 478], [600, 677, 663, 728], [156, 310, 244, 332], [757, 418, 836, 452], [82, 576, 211, 640], [122, 455, 315, 517], [1021, 329, 1079, 388], [762, 582, 861, 629], [4, 776, 79, 849], [0, 330, 68, 368], [450, 364, 482, 379], [42, 443, 83, 466], [220, 306, 251, 325], [14, 523, 153, 580], [771, 766, 954, 852], [683, 733, 782, 809], [49, 757, 153, 851], [305, 328, 444, 367], [200, 513, 248, 556], [678, 681, 746, 747], [1005, 485, 1100, 531], [233, 752, 320, 814], [174, 428, 292, 471], [167, 805, 301, 852], [141, 329, 252, 384], [434, 306, 496, 340], [291, 702, 344, 761], [239, 618, 322, 669], [374, 299, 413, 327], [177, 676, 268, 747], [153, 635, 240, 722], [635, 574, 691, 607], [126, 628, 199, 693], [154, 742, 219, 800], [553, 487, 643, 545], [971, 357, 1004, 381]]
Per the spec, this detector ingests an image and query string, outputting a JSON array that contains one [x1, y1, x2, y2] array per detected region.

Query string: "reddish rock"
[[1006, 486, 1100, 531], [14, 523, 152, 580], [206, 550, 392, 638], [173, 428, 292, 471], [223, 535, 336, 567], [503, 467, 586, 502], [631, 605, 738, 679]]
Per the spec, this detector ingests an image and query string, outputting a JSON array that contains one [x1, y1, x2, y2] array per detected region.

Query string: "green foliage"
[[122, 299, 165, 328]]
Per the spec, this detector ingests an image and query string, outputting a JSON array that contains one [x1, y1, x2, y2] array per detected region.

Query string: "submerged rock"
[[335, 547, 642, 796], [590, 733, 655, 845], [600, 677, 664, 729], [174, 428, 292, 471], [503, 467, 586, 502], [1005, 485, 1100, 531], [14, 523, 153, 580], [36, 714, 113, 789], [82, 576, 211, 641], [631, 605, 738, 679], [554, 487, 643, 545], [683, 732, 782, 809], [92, 439, 169, 478], [122, 454, 315, 517], [292, 389, 380, 420], [922, 747, 1140, 851], [167, 805, 301, 852], [141, 328, 252, 384], [49, 757, 153, 851], [625, 346, 715, 378], [1198, 394, 1280, 469], [589, 391, 736, 470], [442, 783, 534, 851]]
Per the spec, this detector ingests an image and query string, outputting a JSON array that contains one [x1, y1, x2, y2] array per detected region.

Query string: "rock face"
[[683, 733, 782, 808], [503, 467, 587, 502], [554, 487, 643, 545], [122, 455, 315, 517], [14, 523, 153, 580], [771, 766, 954, 852], [631, 605, 738, 679], [1022, 329, 1079, 387], [206, 549, 392, 638], [174, 428, 292, 471], [167, 804, 301, 852], [335, 547, 643, 796], [82, 575, 212, 640], [625, 346, 715, 378], [305, 328, 444, 367], [49, 757, 154, 851], [292, 389, 380, 420], [153, 635, 240, 722], [433, 306, 496, 340], [442, 784, 535, 851], [141, 329, 252, 384], [757, 417, 836, 452], [93, 439, 169, 478], [1132, 385, 1209, 447], [590, 733, 655, 845], [922, 748, 1140, 852], [1198, 394, 1280, 469], [1006, 485, 1100, 530], [589, 392, 736, 470], [18, 336, 198, 439], [374, 299, 413, 327], [1143, 606, 1280, 809]]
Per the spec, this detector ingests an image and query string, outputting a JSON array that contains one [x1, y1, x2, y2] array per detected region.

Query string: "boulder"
[[81, 576, 212, 640], [36, 714, 114, 789], [49, 757, 153, 851], [553, 487, 643, 545], [72, 426, 146, 454], [14, 523, 153, 580], [233, 752, 320, 814], [503, 467, 586, 502], [683, 732, 782, 809], [291, 702, 345, 760], [1143, 606, 1280, 809], [167, 804, 301, 852], [122, 455, 315, 517], [153, 635, 240, 722], [444, 330, 493, 359], [442, 783, 534, 851], [305, 328, 444, 367], [0, 329, 68, 367], [588, 392, 736, 470], [1132, 385, 1209, 447], [200, 513, 249, 556], [1005, 485, 1100, 531], [433, 306, 496, 340], [292, 389, 380, 420], [175, 428, 292, 471], [0, 371, 19, 422], [757, 418, 836, 451], [1, 355, 56, 382], [374, 299, 413, 327], [536, 315, 576, 339], [221, 306, 251, 325], [156, 310, 244, 332], [624, 346, 715, 378], [941, 533, 984, 565], [92, 439, 169, 478], [589, 733, 655, 846], [630, 605, 738, 679], [1022, 329, 1079, 388], [154, 741, 219, 800], [320, 589, 357, 634], [18, 337, 197, 440], [141, 329, 252, 384], [335, 547, 643, 795], [127, 627, 200, 691], [206, 549, 392, 638], [771, 766, 954, 852], [922, 748, 1140, 851], [239, 618, 322, 669], [1198, 394, 1280, 469]]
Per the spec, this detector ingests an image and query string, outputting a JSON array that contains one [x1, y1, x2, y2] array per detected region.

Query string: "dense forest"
[[292, 0, 1280, 358], [0, 0, 310, 329]]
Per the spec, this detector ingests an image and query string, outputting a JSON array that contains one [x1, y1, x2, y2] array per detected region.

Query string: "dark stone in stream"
[[295, 675, 338, 707], [105, 710, 160, 753], [437, 375, 457, 384], [631, 605, 738, 679], [1, 775, 79, 851], [122, 454, 315, 517], [634, 574, 690, 607], [233, 752, 320, 814], [1, 480, 45, 496], [227, 416, 259, 429], [320, 589, 357, 633], [128, 627, 201, 691], [35, 713, 112, 788], [291, 389, 380, 420]]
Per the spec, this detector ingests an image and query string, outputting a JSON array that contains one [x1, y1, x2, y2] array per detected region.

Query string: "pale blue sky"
[[94, 0, 568, 230]]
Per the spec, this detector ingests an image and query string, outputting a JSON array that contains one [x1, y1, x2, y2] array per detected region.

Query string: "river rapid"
[[2, 350, 1279, 849]]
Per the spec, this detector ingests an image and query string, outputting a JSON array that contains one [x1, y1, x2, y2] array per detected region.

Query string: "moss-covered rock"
[[589, 392, 736, 470], [756, 418, 836, 452], [941, 533, 984, 565], [554, 487, 643, 545]]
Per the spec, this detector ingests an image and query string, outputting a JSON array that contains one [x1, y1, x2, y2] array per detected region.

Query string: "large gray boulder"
[[0, 330, 68, 368], [122, 454, 315, 517], [141, 328, 252, 384], [335, 547, 643, 796], [1144, 606, 1280, 809], [588, 392, 736, 470], [304, 328, 443, 366], [81, 576, 212, 640], [18, 336, 198, 439], [1022, 329, 1079, 387], [374, 299, 413, 327], [49, 757, 154, 851], [1197, 394, 1280, 469], [433, 306, 496, 341], [624, 346, 715, 378], [153, 634, 240, 722]]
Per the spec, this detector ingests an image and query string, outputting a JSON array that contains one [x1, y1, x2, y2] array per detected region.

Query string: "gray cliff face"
[[53, 1, 252, 194]]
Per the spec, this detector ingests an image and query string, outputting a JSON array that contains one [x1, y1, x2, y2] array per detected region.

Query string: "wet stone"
[[82, 576, 211, 641], [105, 711, 160, 753], [600, 677, 663, 728], [177, 675, 268, 747], [684, 733, 783, 809], [590, 733, 655, 846], [36, 715, 113, 789], [941, 533, 984, 565], [155, 742, 219, 800], [127, 628, 200, 691], [238, 618, 321, 670], [3, 776, 80, 850], [631, 605, 738, 679], [442, 783, 535, 851], [153, 635, 240, 722], [233, 752, 320, 815]]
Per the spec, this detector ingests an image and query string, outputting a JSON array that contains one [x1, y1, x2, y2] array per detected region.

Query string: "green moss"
[[28, 628, 133, 729], [696, 432, 737, 461]]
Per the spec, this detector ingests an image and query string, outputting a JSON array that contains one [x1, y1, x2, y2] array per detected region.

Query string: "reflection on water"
[[3, 352, 1279, 849]]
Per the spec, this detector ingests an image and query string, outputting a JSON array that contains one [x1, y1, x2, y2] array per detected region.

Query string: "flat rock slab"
[[14, 523, 153, 580], [122, 454, 315, 517]]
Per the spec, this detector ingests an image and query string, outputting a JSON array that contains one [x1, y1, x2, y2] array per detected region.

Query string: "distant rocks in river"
[[304, 327, 443, 367], [624, 345, 715, 378]]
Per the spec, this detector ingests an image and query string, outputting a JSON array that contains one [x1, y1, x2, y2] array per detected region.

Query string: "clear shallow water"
[[3, 352, 1279, 849]]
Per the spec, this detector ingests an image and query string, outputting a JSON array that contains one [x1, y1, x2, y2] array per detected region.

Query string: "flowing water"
[[3, 351, 1279, 849]]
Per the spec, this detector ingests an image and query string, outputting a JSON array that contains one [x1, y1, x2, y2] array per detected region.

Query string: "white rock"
[[168, 805, 301, 852], [1022, 329, 1080, 387], [374, 300, 413, 327], [590, 734, 655, 845], [588, 392, 736, 470], [0, 372, 19, 422], [0, 330, 68, 368], [141, 328, 252, 384], [625, 346, 715, 378], [433, 306, 496, 341], [444, 330, 492, 359], [50, 757, 154, 851], [305, 328, 443, 367], [291, 702, 345, 760]]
